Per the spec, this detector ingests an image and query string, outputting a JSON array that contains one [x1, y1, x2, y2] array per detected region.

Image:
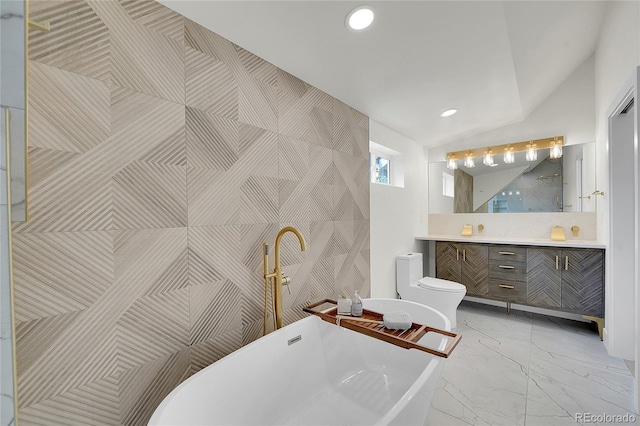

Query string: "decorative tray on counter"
[[303, 299, 461, 358]]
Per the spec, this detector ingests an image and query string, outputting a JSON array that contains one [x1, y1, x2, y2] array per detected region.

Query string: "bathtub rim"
[[149, 297, 451, 426]]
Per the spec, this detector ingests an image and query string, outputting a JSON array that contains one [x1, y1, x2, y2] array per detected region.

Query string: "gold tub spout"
[[263, 227, 307, 333]]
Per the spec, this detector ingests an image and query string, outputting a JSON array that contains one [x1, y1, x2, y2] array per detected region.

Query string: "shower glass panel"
[[0, 0, 24, 424]]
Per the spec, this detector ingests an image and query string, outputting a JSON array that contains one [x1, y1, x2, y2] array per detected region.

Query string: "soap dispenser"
[[351, 290, 363, 317]]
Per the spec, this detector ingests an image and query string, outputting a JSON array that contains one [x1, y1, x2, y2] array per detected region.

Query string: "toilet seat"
[[417, 277, 466, 293]]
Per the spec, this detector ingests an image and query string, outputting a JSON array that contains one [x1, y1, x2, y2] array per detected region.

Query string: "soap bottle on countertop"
[[351, 290, 363, 317]]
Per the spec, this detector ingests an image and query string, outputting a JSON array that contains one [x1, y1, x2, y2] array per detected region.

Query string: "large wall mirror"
[[429, 142, 596, 214]]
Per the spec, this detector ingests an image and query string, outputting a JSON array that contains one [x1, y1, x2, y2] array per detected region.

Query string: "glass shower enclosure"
[[1, 0, 26, 424]]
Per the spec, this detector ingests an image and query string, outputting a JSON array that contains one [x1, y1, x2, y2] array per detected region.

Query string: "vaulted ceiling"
[[158, 1, 608, 147]]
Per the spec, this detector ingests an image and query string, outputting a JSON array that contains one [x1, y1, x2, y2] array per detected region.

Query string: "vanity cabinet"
[[433, 240, 605, 319], [435, 242, 489, 296], [488, 246, 527, 303], [527, 248, 604, 317]]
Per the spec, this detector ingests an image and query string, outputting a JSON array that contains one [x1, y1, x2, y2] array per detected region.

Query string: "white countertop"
[[416, 235, 606, 249]]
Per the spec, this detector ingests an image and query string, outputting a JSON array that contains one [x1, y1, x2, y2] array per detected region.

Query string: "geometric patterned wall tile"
[[309, 145, 334, 222], [29, 61, 110, 153], [190, 328, 244, 373], [239, 78, 278, 133], [113, 162, 187, 229], [137, 127, 186, 167], [15, 311, 85, 376], [279, 135, 310, 181], [29, 0, 111, 82], [333, 99, 370, 160], [189, 280, 242, 346], [187, 226, 250, 286], [119, 0, 184, 43], [91, 0, 185, 104], [334, 151, 370, 221], [333, 112, 355, 155], [28, 147, 81, 189], [235, 223, 279, 321], [16, 1, 369, 423], [115, 289, 189, 371], [19, 374, 120, 426], [12, 231, 114, 323], [277, 69, 309, 98], [236, 46, 278, 87], [238, 176, 279, 224], [143, 249, 189, 297], [185, 47, 238, 120], [278, 70, 333, 143], [184, 19, 242, 69], [241, 320, 264, 347], [311, 221, 336, 261], [308, 107, 335, 149], [186, 107, 239, 171], [17, 315, 118, 408], [113, 228, 188, 287], [240, 123, 278, 163], [334, 220, 370, 295], [334, 185, 354, 221], [117, 348, 191, 426]]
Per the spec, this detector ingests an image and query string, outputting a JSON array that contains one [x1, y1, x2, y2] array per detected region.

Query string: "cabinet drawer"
[[489, 260, 527, 281], [489, 279, 526, 302], [489, 246, 527, 263]]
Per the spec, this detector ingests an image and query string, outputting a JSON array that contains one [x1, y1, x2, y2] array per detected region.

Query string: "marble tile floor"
[[426, 301, 638, 426]]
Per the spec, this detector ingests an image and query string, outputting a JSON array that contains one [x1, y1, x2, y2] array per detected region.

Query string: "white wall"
[[594, 0, 639, 360], [429, 55, 596, 162], [428, 162, 453, 214], [370, 121, 428, 298]]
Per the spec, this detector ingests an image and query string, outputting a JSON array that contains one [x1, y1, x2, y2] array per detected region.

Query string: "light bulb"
[[526, 142, 537, 161], [464, 153, 475, 168], [504, 146, 515, 164], [483, 148, 495, 166], [447, 156, 458, 170]]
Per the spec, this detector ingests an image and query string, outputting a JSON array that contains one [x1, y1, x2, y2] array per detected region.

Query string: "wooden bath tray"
[[303, 299, 461, 358]]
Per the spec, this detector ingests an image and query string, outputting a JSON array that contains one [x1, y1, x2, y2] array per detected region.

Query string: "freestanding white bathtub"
[[149, 298, 452, 426]]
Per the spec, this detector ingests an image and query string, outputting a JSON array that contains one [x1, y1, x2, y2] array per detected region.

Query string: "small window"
[[372, 154, 390, 184], [369, 141, 403, 188], [443, 171, 454, 197]]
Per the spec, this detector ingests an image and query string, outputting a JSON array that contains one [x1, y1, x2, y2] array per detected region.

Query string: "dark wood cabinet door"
[[436, 242, 462, 283], [561, 249, 604, 316], [527, 248, 562, 308], [461, 244, 489, 296]]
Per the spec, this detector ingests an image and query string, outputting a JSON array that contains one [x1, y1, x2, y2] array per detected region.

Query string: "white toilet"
[[396, 252, 466, 328]]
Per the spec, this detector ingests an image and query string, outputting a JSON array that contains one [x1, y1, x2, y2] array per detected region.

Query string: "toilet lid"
[[417, 277, 466, 293]]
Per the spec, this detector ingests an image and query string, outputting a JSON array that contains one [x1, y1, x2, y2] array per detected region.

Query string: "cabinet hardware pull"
[[565, 256, 569, 270], [499, 251, 515, 255], [463, 249, 466, 262], [499, 284, 515, 289], [456, 248, 459, 261], [555, 255, 559, 270], [498, 265, 515, 269]]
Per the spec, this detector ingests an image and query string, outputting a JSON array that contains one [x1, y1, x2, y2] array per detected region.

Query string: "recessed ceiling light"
[[346, 6, 374, 31], [440, 108, 458, 118]]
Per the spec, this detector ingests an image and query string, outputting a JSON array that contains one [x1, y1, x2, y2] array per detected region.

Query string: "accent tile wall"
[[13, 1, 370, 424]]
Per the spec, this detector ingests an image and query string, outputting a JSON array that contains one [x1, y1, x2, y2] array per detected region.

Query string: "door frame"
[[606, 66, 639, 412]]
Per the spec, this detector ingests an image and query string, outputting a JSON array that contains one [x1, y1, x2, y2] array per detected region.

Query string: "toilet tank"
[[396, 253, 423, 292]]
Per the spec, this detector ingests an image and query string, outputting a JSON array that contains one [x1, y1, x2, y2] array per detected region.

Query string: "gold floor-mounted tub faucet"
[[263, 227, 307, 334]]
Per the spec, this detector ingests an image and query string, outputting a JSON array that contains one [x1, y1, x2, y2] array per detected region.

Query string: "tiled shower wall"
[[12, 1, 370, 424]]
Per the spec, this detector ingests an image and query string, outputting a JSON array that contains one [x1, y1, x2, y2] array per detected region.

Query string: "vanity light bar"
[[445, 136, 564, 166]]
